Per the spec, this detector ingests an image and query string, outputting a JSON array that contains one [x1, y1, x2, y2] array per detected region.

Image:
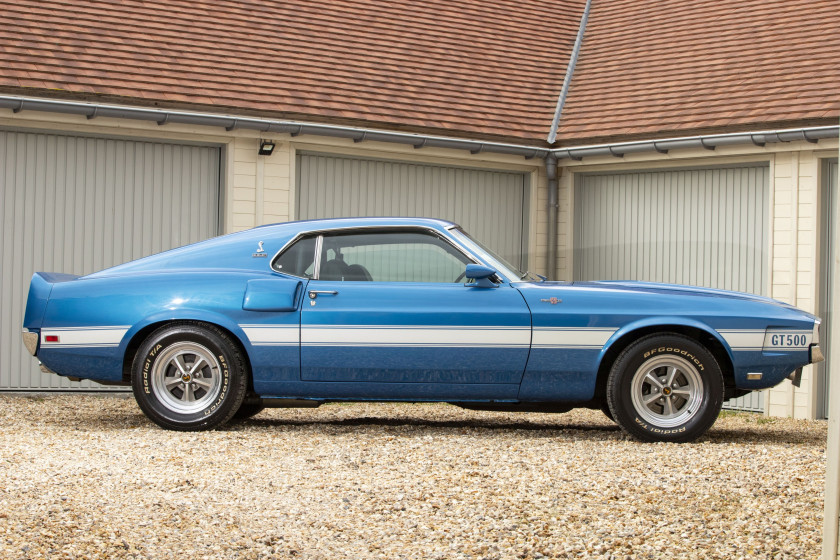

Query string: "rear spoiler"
[[23, 272, 79, 330]]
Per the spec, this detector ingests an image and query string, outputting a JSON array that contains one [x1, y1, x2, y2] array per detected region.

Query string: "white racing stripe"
[[716, 330, 765, 351], [243, 324, 621, 350], [531, 327, 617, 350], [40, 326, 130, 348], [301, 325, 531, 348], [241, 325, 299, 346], [717, 329, 812, 352]]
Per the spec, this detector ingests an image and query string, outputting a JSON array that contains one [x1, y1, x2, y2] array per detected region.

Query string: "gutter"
[[0, 95, 549, 160], [552, 126, 840, 160], [0, 95, 836, 162]]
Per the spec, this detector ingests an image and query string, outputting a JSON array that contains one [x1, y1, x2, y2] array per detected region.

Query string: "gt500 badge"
[[763, 330, 811, 350]]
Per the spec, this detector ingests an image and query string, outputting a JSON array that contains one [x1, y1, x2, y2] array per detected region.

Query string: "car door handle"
[[308, 290, 339, 299]]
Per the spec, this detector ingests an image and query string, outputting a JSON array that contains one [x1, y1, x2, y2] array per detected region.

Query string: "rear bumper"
[[810, 343, 825, 364]]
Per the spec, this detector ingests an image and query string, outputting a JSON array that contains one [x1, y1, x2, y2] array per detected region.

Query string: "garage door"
[[0, 130, 221, 391], [296, 153, 528, 269], [574, 164, 769, 411]]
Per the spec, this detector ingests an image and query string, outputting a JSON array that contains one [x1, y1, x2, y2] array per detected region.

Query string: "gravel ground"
[[0, 395, 827, 560]]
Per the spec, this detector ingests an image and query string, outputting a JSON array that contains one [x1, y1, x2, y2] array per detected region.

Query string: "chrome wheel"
[[630, 355, 704, 428], [151, 342, 222, 414]]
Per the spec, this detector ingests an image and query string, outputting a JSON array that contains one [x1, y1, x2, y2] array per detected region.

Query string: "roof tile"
[[0, 0, 585, 144], [0, 0, 837, 145], [556, 0, 840, 143]]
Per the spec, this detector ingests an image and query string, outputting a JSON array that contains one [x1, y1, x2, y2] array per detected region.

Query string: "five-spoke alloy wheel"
[[132, 323, 248, 431], [606, 333, 723, 443]]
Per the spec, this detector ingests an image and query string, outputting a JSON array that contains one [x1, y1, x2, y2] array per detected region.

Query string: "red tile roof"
[[0, 0, 585, 145], [555, 0, 840, 144], [0, 1, 837, 145]]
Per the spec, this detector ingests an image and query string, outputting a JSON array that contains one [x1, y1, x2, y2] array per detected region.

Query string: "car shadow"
[[232, 415, 824, 446], [237, 415, 621, 439]]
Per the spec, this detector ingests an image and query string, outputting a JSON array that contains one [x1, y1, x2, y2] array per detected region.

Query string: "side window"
[[319, 231, 471, 283], [274, 236, 317, 278]]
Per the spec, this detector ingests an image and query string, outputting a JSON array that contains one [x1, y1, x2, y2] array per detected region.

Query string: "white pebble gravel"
[[0, 395, 827, 559]]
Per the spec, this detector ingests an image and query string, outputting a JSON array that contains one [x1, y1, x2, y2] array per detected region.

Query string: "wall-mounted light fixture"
[[258, 140, 276, 156]]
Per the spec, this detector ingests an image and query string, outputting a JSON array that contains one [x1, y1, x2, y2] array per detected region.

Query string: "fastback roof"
[[556, 0, 840, 144], [0, 0, 584, 145]]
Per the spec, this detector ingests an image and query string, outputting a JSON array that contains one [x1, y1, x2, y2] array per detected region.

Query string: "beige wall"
[[2, 106, 837, 419], [557, 138, 839, 420], [0, 109, 544, 267]]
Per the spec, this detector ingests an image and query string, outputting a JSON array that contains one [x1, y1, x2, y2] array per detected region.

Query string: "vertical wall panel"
[[820, 159, 839, 419], [296, 153, 528, 269], [574, 165, 769, 412], [0, 130, 220, 391]]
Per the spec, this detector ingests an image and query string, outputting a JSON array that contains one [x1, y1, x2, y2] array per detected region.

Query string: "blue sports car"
[[22, 217, 822, 442]]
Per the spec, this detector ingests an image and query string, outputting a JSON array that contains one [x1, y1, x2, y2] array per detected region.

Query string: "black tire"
[[606, 333, 723, 443], [232, 399, 266, 420], [131, 323, 248, 431]]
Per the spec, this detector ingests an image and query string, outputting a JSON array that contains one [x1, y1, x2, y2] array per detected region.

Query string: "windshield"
[[449, 227, 543, 282]]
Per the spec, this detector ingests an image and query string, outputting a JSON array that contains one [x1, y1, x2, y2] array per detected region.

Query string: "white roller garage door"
[[0, 130, 221, 391], [574, 164, 769, 411], [296, 152, 529, 269]]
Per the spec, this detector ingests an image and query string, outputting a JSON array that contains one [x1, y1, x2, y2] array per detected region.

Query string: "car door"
[[295, 228, 531, 398]]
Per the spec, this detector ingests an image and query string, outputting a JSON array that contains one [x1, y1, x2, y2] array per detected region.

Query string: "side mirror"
[[465, 264, 499, 288]]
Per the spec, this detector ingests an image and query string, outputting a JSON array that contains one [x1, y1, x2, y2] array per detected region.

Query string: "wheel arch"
[[121, 314, 253, 388], [593, 321, 735, 403]]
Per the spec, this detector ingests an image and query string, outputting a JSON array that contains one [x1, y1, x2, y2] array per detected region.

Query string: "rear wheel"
[[606, 333, 723, 443], [131, 323, 247, 431]]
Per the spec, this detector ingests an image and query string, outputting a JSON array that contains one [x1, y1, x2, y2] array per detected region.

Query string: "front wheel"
[[131, 323, 248, 431], [606, 334, 723, 443]]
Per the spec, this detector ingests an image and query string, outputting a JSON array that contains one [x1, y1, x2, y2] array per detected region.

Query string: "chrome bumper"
[[809, 319, 824, 364], [810, 344, 825, 364], [21, 330, 38, 356]]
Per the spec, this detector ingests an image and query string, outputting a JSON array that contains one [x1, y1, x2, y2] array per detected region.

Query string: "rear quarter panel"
[[37, 270, 302, 385]]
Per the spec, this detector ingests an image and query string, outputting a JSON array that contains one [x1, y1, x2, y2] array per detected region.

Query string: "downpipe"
[[546, 153, 559, 279]]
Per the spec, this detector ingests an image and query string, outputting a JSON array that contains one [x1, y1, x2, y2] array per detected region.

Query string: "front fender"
[[599, 316, 735, 371]]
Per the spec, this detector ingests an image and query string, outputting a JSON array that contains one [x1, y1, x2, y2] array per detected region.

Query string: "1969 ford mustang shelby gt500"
[[23, 217, 822, 442]]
